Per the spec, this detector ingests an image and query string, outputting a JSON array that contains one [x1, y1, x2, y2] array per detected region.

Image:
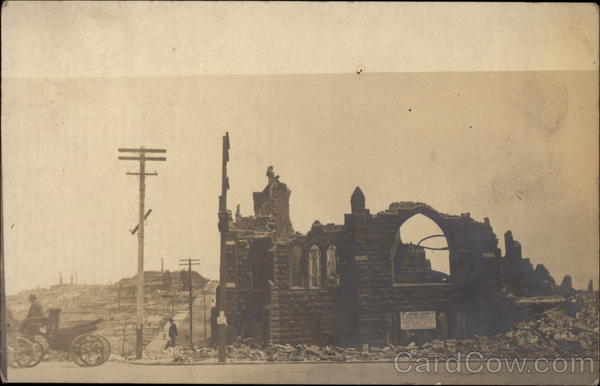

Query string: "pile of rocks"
[[400, 292, 598, 360], [227, 344, 267, 361], [148, 292, 598, 364], [171, 346, 214, 363], [262, 344, 400, 362], [140, 345, 216, 363], [503, 292, 598, 358]]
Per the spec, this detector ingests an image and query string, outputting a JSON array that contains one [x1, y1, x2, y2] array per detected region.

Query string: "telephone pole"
[[217, 132, 230, 363], [118, 146, 166, 359], [203, 289, 207, 341], [179, 258, 200, 346]]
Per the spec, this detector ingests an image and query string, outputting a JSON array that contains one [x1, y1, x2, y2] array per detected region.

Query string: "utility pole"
[[217, 132, 230, 363], [179, 258, 200, 346], [203, 289, 207, 341], [118, 146, 166, 359]]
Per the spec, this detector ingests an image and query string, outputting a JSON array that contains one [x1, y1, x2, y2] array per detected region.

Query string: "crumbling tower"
[[252, 166, 294, 238]]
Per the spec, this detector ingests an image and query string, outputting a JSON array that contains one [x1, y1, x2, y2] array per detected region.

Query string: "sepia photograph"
[[1, 1, 598, 384]]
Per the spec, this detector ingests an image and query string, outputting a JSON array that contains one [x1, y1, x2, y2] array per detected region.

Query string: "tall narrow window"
[[326, 245, 337, 277], [309, 245, 321, 287], [290, 246, 303, 288]]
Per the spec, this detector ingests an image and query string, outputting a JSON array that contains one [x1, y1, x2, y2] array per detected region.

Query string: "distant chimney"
[[161, 258, 164, 272], [59, 272, 63, 285], [70, 274, 73, 285]]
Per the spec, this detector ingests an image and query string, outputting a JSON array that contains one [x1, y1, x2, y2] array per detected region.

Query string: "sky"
[[2, 2, 598, 294]]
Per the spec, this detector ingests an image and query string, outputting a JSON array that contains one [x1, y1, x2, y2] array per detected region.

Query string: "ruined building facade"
[[501, 230, 562, 297], [215, 167, 558, 347]]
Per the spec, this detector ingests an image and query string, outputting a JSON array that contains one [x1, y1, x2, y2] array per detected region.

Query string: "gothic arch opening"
[[308, 245, 322, 288], [326, 245, 337, 278], [391, 214, 450, 283]]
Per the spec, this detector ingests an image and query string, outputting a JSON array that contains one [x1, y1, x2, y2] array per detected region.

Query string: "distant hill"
[[7, 270, 215, 357]]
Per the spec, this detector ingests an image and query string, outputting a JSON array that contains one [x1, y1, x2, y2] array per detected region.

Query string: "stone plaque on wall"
[[400, 311, 437, 330]]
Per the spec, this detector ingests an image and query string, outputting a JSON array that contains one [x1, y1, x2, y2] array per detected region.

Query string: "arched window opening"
[[391, 214, 450, 283], [290, 245, 303, 288], [309, 245, 321, 288], [326, 245, 337, 277]]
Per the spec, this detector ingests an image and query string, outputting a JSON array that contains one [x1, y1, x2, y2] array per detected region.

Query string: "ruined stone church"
[[214, 166, 558, 347]]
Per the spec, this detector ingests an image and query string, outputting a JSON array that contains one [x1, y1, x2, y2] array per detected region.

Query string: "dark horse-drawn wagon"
[[8, 308, 111, 368]]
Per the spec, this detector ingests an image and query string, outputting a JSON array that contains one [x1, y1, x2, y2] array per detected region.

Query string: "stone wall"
[[341, 200, 503, 345], [502, 231, 560, 297], [269, 240, 339, 345]]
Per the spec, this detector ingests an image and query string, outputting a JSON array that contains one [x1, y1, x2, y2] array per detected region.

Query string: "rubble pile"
[[507, 293, 599, 356], [264, 343, 401, 362], [395, 292, 599, 360], [141, 345, 215, 363], [159, 292, 598, 363]]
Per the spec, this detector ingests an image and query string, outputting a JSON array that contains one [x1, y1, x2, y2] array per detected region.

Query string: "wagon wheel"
[[69, 334, 106, 367], [31, 334, 50, 360], [94, 334, 111, 364], [7, 339, 22, 368], [68, 335, 105, 367], [69, 347, 86, 367], [67, 346, 87, 367], [10, 336, 45, 368]]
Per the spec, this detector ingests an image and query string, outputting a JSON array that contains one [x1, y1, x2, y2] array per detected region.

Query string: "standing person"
[[164, 318, 178, 350], [20, 294, 45, 335]]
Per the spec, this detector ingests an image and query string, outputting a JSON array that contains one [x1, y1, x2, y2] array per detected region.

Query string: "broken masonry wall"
[[559, 275, 575, 295], [345, 201, 505, 345], [252, 167, 294, 238], [220, 214, 348, 346], [219, 172, 531, 348], [218, 210, 277, 345], [217, 169, 298, 344], [267, 225, 347, 346], [501, 231, 560, 297]]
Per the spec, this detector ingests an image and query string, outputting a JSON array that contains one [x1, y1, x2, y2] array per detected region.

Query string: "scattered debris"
[[142, 292, 599, 364]]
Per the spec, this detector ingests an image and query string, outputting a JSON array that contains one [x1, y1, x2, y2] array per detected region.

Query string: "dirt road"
[[6, 360, 598, 384]]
